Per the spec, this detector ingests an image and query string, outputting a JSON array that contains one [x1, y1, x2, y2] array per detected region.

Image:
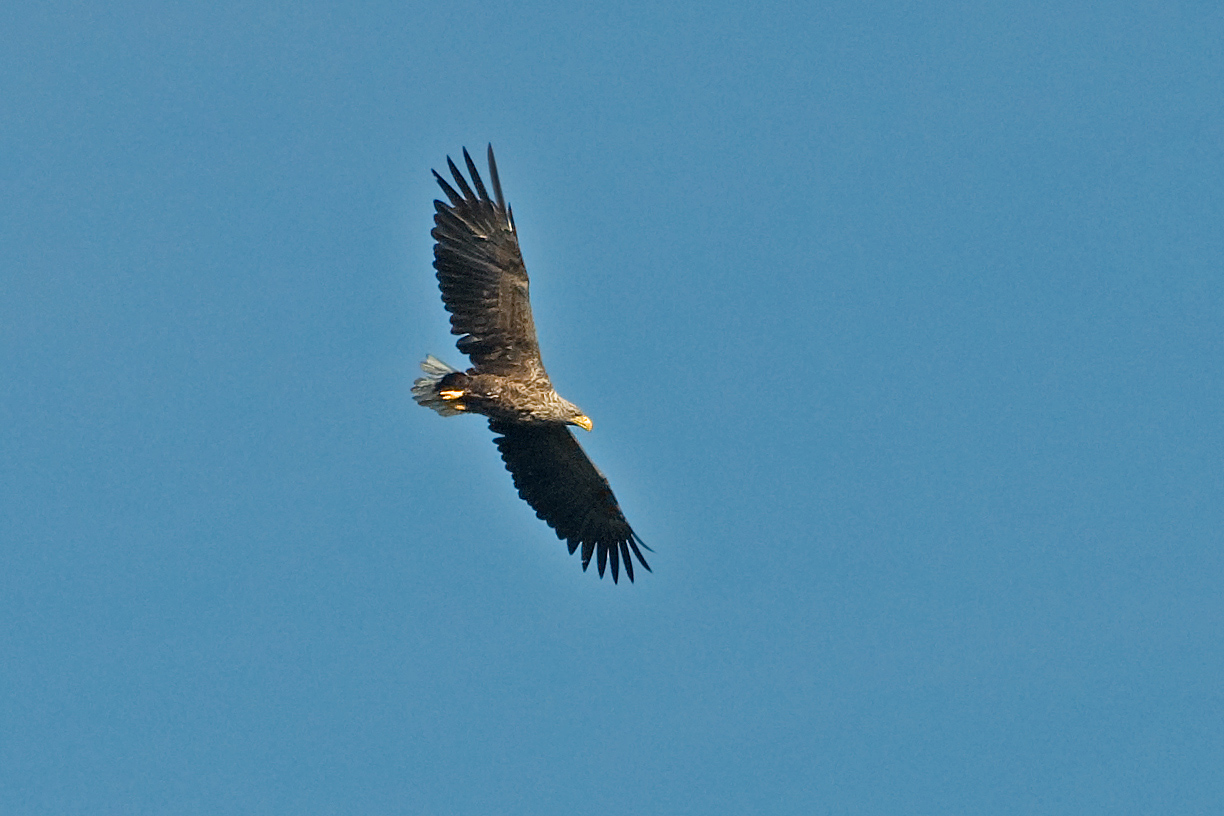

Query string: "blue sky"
[[4, 1, 1222, 813]]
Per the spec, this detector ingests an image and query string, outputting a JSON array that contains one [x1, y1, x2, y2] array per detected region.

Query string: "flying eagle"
[[413, 146, 651, 583]]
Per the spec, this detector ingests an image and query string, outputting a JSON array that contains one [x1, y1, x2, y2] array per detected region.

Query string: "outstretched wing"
[[432, 146, 544, 378], [489, 420, 651, 583]]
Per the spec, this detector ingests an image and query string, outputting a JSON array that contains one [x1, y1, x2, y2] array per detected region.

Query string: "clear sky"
[[4, 2, 1222, 813]]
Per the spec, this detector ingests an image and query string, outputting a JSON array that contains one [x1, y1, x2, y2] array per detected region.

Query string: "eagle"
[[413, 146, 651, 583]]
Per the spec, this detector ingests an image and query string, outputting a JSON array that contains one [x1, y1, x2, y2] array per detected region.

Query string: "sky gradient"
[[4, 1, 1223, 813]]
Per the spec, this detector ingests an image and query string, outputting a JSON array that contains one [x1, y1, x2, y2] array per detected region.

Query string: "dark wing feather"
[[490, 420, 651, 583], [432, 146, 542, 377]]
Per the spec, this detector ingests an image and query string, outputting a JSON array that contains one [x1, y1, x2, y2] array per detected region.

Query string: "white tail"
[[412, 355, 465, 416]]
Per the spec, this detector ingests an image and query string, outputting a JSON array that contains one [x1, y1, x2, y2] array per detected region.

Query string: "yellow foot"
[[439, 390, 464, 400]]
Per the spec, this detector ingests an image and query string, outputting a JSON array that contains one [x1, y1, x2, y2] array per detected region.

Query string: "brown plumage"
[[413, 146, 650, 583]]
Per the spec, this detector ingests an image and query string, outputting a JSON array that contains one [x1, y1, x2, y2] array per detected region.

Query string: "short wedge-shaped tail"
[[412, 355, 465, 417]]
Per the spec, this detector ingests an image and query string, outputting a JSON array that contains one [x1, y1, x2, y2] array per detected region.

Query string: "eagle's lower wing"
[[489, 420, 650, 583], [432, 146, 544, 378]]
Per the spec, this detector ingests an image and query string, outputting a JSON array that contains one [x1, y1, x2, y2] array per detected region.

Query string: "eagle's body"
[[415, 357, 588, 427], [413, 146, 650, 583]]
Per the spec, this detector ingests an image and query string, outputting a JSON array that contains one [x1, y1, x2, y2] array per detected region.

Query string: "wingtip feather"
[[487, 144, 506, 212], [463, 148, 490, 202], [447, 155, 476, 201]]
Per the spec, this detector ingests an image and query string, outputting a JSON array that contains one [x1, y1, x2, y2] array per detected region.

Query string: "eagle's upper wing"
[[489, 420, 651, 583], [432, 146, 544, 378]]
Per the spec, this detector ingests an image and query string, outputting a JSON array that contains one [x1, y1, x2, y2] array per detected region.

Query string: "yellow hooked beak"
[[573, 415, 593, 432]]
